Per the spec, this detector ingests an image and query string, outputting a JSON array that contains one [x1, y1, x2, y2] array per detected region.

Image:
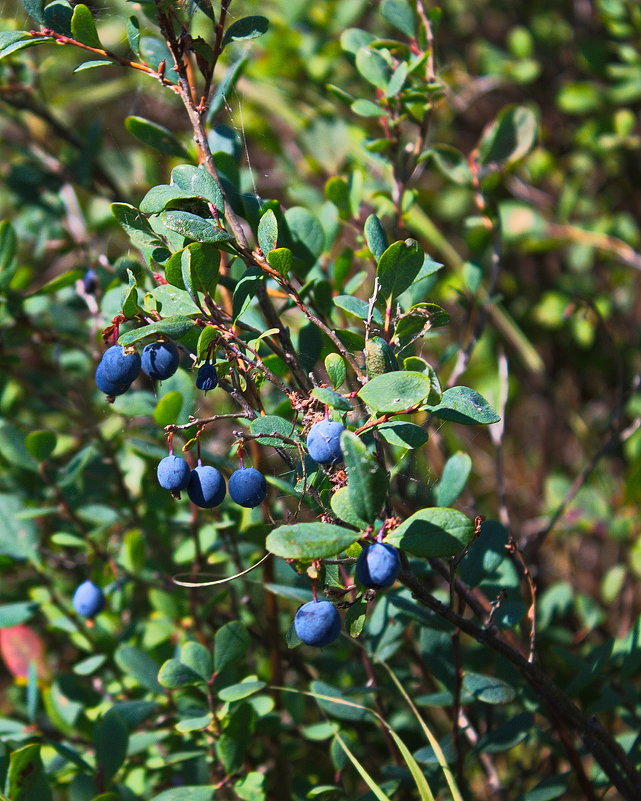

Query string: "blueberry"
[[306, 420, 345, 465], [82, 268, 98, 294], [141, 340, 180, 381], [196, 362, 218, 391], [294, 600, 341, 647], [355, 542, 400, 590], [228, 467, 267, 508], [95, 345, 141, 396], [187, 465, 226, 508], [72, 580, 105, 618], [157, 455, 191, 492]]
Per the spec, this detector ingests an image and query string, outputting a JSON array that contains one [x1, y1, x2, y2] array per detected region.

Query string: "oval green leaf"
[[266, 523, 360, 559], [358, 370, 433, 413], [385, 507, 474, 558]]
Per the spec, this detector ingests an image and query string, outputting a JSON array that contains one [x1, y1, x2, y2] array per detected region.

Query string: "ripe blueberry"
[[306, 420, 345, 465], [294, 600, 341, 647], [157, 455, 191, 492], [95, 345, 141, 396], [141, 340, 180, 381], [228, 467, 267, 508], [355, 542, 400, 590], [72, 580, 105, 618], [82, 268, 98, 294], [187, 464, 226, 508], [196, 362, 218, 391]]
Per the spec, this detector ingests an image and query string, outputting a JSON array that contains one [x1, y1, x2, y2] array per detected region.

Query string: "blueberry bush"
[[0, 0, 641, 799]]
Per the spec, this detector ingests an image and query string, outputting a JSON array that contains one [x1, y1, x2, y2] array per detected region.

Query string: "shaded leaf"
[[94, 710, 128, 784], [377, 421, 428, 449], [222, 16, 269, 49], [377, 239, 424, 299], [170, 164, 224, 210], [161, 211, 233, 244], [479, 105, 538, 170], [434, 452, 472, 506], [119, 316, 195, 346], [341, 430, 388, 523], [114, 645, 162, 692], [70, 4, 102, 48], [312, 387, 351, 411], [258, 209, 278, 254], [214, 621, 249, 673], [111, 203, 164, 249], [125, 116, 187, 158], [7, 744, 52, 801], [380, 0, 415, 37], [158, 658, 203, 688]]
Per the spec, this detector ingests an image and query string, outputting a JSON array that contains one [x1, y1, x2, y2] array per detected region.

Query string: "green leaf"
[[216, 703, 255, 774], [0, 602, 39, 629], [152, 284, 200, 316], [479, 105, 538, 169], [7, 744, 52, 801], [434, 452, 472, 506], [221, 16, 269, 49], [180, 641, 212, 682], [0, 219, 17, 270], [126, 15, 140, 56], [386, 61, 408, 98], [208, 55, 248, 122], [138, 36, 178, 83], [158, 658, 204, 688], [70, 4, 102, 48], [463, 672, 516, 704], [214, 621, 249, 673], [73, 59, 113, 72], [118, 316, 195, 346], [423, 145, 473, 186], [428, 386, 500, 425], [341, 431, 388, 523], [0, 510, 39, 557], [0, 424, 38, 472], [249, 415, 299, 448], [149, 788, 215, 801], [377, 421, 428, 449], [140, 185, 201, 215], [175, 713, 213, 733], [334, 295, 383, 325], [20, 0, 45, 24], [93, 710, 128, 784], [358, 371, 433, 413], [114, 645, 162, 693], [181, 242, 220, 297], [355, 47, 390, 89], [284, 207, 325, 270], [377, 239, 424, 299], [217, 680, 266, 703], [111, 203, 165, 249], [380, 0, 415, 37], [266, 523, 360, 560], [170, 164, 224, 210], [266, 247, 293, 277], [125, 116, 187, 158], [24, 430, 56, 461], [197, 326, 217, 361], [351, 99, 382, 117], [330, 486, 368, 529], [232, 266, 263, 321], [153, 391, 183, 427], [476, 712, 533, 754], [386, 507, 474, 558], [0, 34, 51, 61], [312, 387, 352, 412], [161, 211, 233, 244], [364, 214, 388, 262], [43, 0, 73, 35], [258, 209, 278, 254], [30, 269, 84, 295], [325, 353, 346, 390]]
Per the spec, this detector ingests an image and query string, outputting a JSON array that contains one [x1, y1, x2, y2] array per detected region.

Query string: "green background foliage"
[[0, 0, 640, 799]]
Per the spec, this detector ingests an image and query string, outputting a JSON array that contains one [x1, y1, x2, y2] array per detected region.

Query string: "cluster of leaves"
[[0, 1, 640, 801]]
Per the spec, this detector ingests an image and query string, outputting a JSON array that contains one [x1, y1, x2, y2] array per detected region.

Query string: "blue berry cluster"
[[293, 542, 401, 648], [95, 340, 181, 398], [157, 456, 268, 509]]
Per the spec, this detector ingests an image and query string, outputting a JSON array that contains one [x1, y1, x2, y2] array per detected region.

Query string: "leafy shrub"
[[0, 1, 640, 800]]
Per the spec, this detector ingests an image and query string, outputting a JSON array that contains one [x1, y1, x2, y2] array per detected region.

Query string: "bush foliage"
[[0, 1, 640, 800]]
